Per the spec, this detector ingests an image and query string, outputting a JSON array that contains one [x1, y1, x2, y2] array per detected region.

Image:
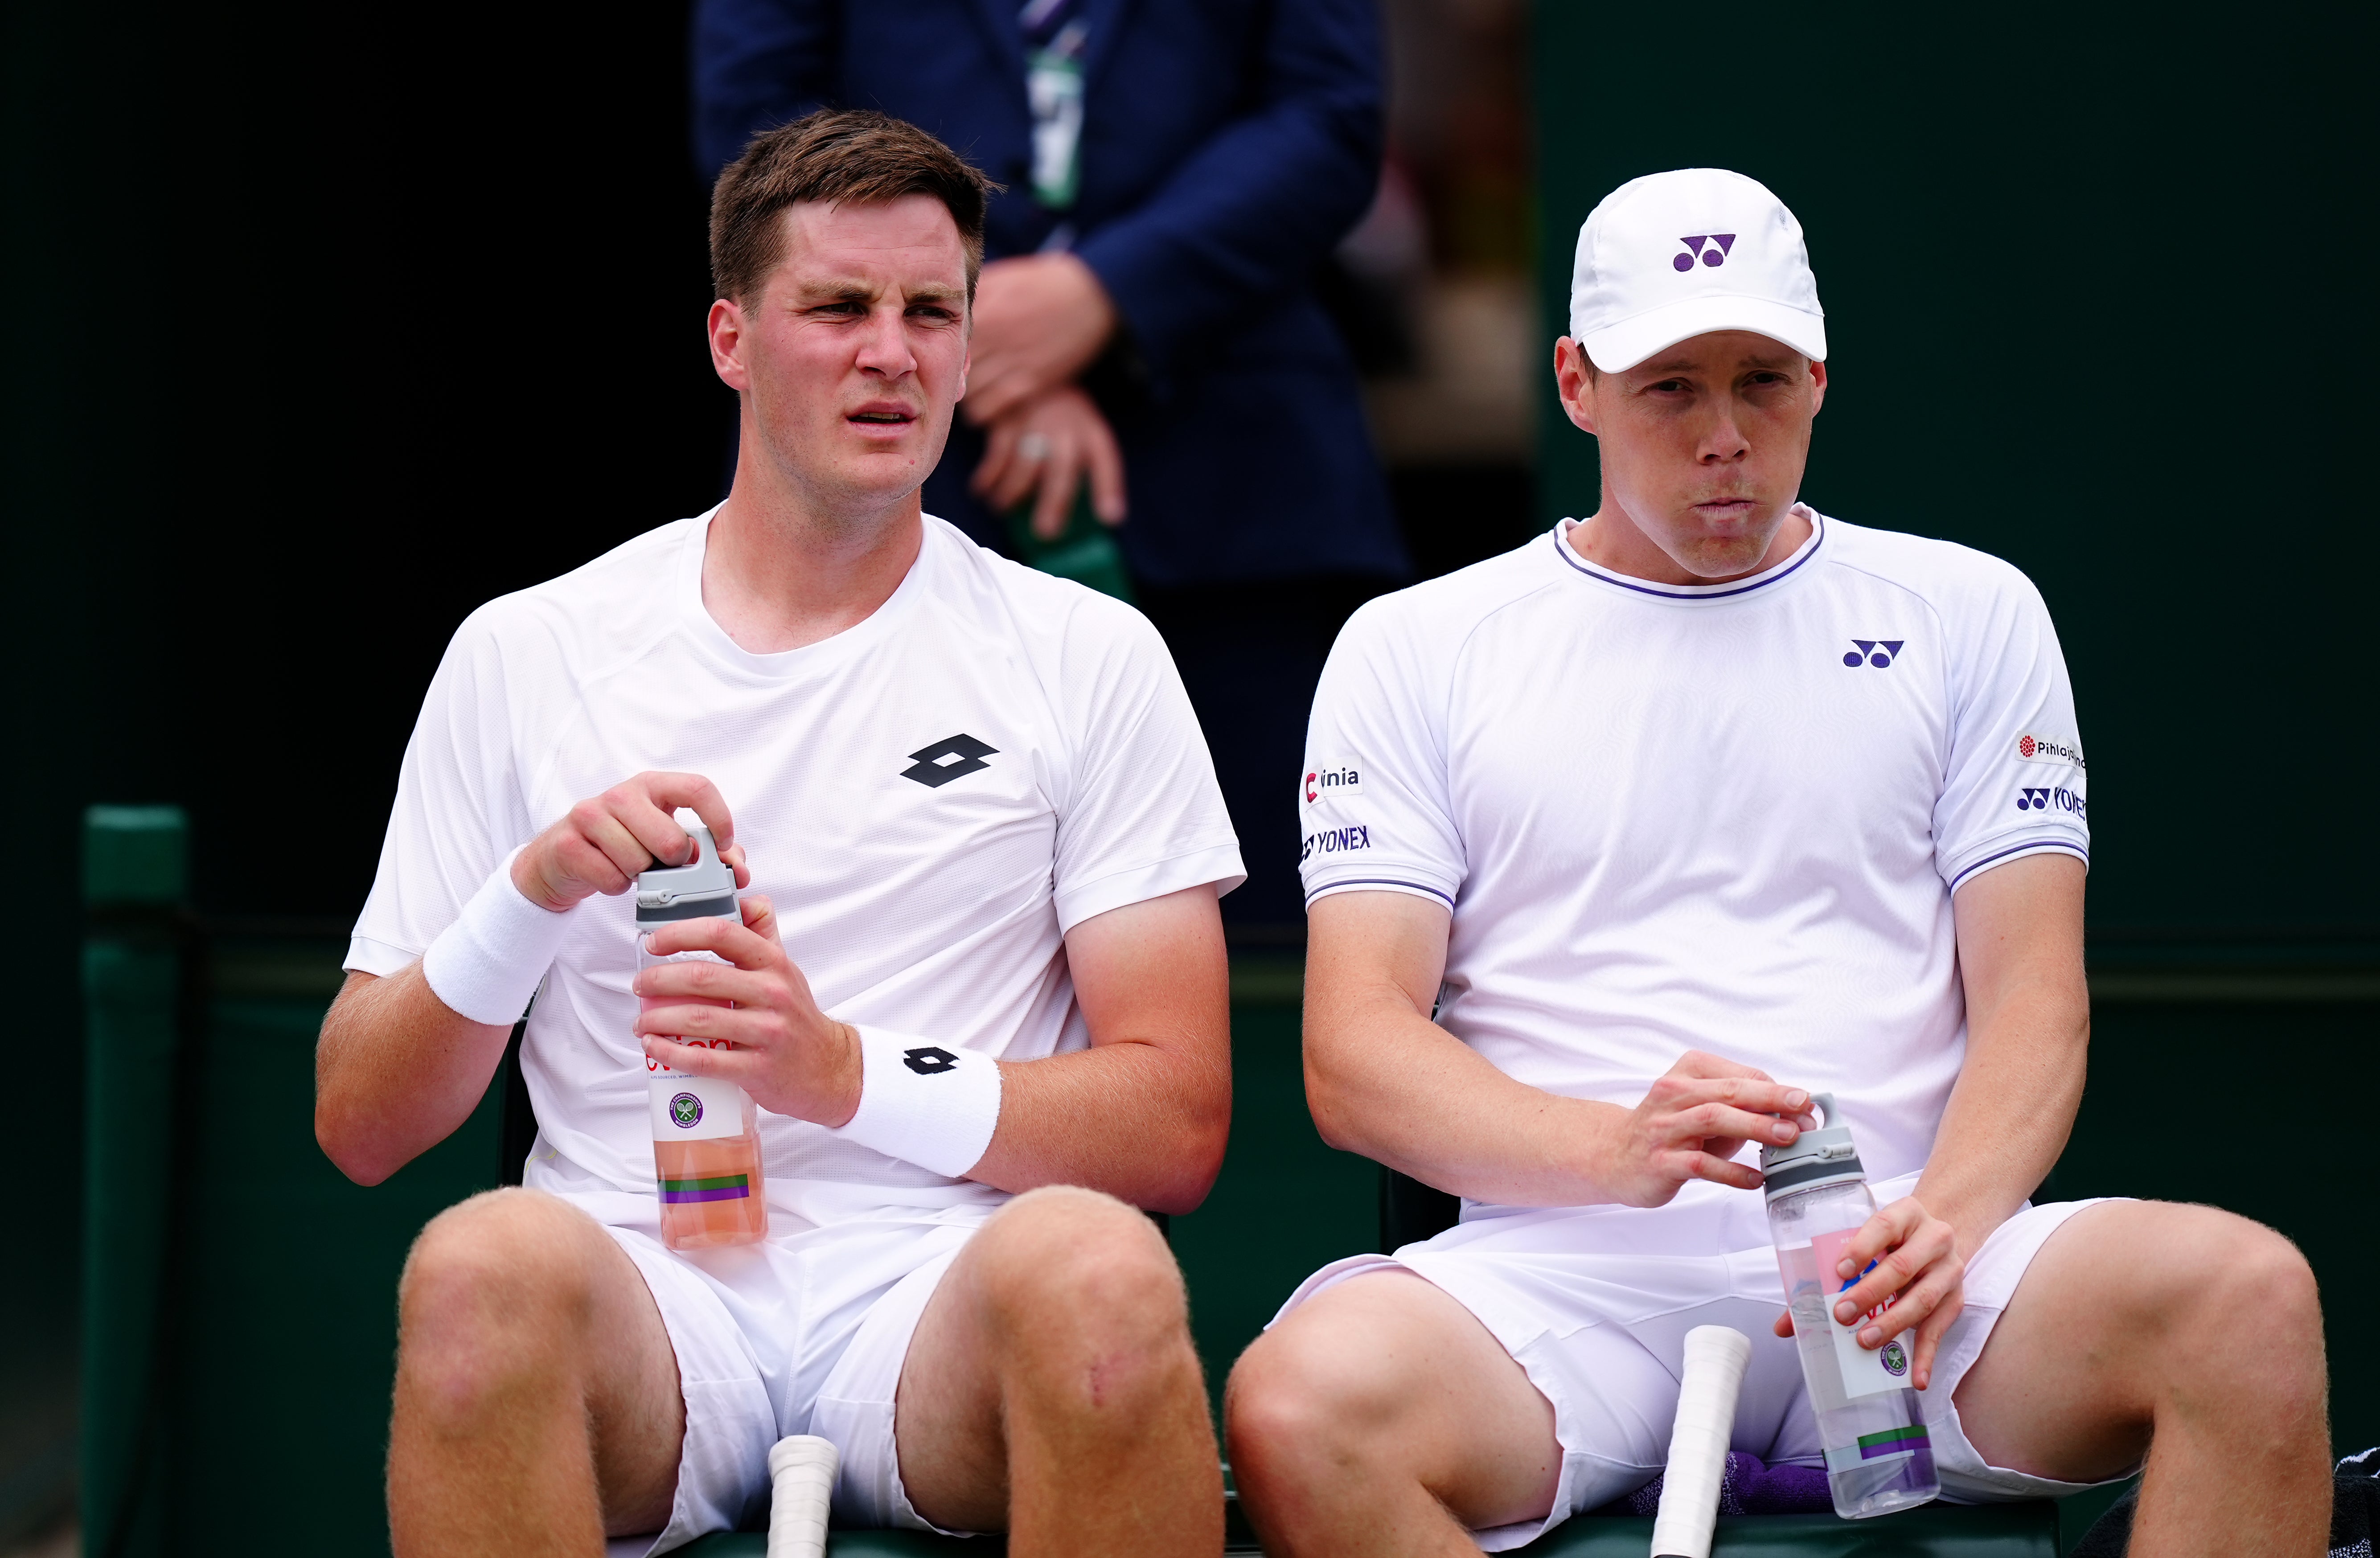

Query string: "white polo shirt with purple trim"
[[1297, 506, 2088, 1197]]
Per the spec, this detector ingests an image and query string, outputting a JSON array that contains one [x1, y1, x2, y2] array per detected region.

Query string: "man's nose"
[[854, 305, 916, 376], [1698, 408, 1749, 463]]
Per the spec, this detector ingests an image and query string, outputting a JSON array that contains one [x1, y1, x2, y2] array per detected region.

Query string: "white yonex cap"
[[1568, 168, 1826, 373]]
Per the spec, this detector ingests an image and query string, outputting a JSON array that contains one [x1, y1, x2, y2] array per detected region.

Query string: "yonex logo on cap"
[[902, 734, 997, 787], [1843, 639, 1904, 668], [1676, 234, 1735, 271]]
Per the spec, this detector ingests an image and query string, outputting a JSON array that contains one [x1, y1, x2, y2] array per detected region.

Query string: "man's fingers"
[[609, 791, 697, 870], [641, 912, 780, 971], [739, 892, 776, 941], [1084, 410, 1127, 525], [1908, 1287, 1964, 1390], [574, 808, 662, 886], [642, 1034, 755, 1085], [718, 841, 751, 889], [636, 1003, 776, 1050], [1842, 1198, 1929, 1274], [1681, 1150, 1764, 1191], [971, 419, 1019, 501], [637, 772, 736, 858], [1773, 1308, 1795, 1339], [1678, 1101, 1806, 1149], [1031, 439, 1081, 540], [1670, 1049, 1782, 1086]]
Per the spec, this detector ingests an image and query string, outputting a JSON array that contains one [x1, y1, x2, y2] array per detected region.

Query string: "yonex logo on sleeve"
[[1676, 234, 1735, 271], [902, 1046, 960, 1075], [1842, 639, 1903, 668], [2015, 786, 2087, 819], [2015, 733, 2085, 769], [1299, 825, 1372, 863], [901, 734, 997, 787]]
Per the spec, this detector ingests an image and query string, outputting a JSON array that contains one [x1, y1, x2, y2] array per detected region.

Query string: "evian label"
[[647, 1048, 746, 1142], [1810, 1227, 1914, 1401], [1303, 763, 1363, 805], [2015, 732, 2085, 769]]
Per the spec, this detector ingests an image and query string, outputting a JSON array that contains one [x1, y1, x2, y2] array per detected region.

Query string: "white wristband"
[[421, 849, 574, 1027], [829, 1027, 1002, 1178]]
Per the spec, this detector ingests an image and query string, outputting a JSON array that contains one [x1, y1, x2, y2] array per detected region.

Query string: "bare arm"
[[1303, 890, 1811, 1209], [969, 884, 1231, 1213], [1917, 852, 2089, 1249], [1783, 852, 2089, 1388], [639, 884, 1233, 1215]]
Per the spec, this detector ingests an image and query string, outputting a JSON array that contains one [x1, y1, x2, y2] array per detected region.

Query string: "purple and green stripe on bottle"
[[658, 1172, 751, 1204]]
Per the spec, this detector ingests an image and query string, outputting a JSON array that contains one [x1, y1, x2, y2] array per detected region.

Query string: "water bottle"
[[1761, 1093, 1938, 1518], [636, 826, 768, 1250]]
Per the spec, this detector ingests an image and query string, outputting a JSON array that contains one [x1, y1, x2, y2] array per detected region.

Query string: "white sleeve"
[[1049, 601, 1244, 932], [1933, 561, 2091, 892], [346, 608, 537, 976], [1297, 600, 1465, 911]]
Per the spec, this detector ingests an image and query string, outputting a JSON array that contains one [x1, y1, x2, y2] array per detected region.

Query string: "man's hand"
[[632, 893, 862, 1129], [1591, 1050, 1812, 1208], [1770, 1196, 1966, 1390], [512, 771, 749, 911], [971, 384, 1128, 539], [962, 252, 1118, 424]]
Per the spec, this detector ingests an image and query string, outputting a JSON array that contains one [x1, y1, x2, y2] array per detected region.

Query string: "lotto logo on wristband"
[[903, 1046, 960, 1075]]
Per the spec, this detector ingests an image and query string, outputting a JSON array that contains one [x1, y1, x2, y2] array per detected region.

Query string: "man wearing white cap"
[[1223, 169, 2331, 1554]]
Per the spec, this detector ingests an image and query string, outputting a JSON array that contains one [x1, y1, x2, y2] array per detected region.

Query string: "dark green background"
[[1528, 2, 2376, 934]]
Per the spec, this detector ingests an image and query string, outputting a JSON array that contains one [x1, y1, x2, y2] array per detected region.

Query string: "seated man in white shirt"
[[1223, 169, 2331, 1557], [316, 109, 1244, 1555]]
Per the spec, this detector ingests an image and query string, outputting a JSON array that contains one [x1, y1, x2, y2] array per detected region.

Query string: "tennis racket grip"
[[766, 1434, 839, 1558], [1650, 1325, 1752, 1558]]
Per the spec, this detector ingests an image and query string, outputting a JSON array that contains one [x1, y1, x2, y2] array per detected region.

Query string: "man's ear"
[[1807, 358, 1828, 416], [1555, 337, 1600, 435], [708, 297, 751, 392]]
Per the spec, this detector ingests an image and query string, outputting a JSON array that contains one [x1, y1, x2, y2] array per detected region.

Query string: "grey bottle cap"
[[1758, 1091, 1865, 1201], [633, 826, 738, 926]]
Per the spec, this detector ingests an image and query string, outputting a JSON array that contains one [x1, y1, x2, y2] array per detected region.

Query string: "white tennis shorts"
[[1273, 1174, 2134, 1551], [541, 1175, 982, 1557]]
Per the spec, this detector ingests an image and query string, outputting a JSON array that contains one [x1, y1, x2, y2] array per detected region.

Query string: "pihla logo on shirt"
[[2014, 733, 2084, 769], [1305, 765, 1362, 804]]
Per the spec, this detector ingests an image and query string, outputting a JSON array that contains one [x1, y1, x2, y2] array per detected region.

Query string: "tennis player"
[[316, 111, 1242, 1555], [1224, 169, 2330, 1555]]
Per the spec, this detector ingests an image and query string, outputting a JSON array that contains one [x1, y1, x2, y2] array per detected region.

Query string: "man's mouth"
[[848, 403, 917, 425]]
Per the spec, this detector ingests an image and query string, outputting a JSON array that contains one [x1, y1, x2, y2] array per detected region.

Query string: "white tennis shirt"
[[349, 511, 1243, 1227], [1299, 509, 2089, 1221]]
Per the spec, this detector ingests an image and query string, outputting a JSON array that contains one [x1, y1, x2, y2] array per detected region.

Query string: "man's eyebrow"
[[791, 277, 881, 302]]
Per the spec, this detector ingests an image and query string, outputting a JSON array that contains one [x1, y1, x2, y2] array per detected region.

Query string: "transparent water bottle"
[[1762, 1093, 1938, 1518], [636, 826, 767, 1250]]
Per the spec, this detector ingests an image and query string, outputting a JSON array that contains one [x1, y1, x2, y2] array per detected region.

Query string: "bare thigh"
[[1952, 1200, 2168, 1483], [1230, 1268, 1561, 1531], [398, 1187, 689, 1536]]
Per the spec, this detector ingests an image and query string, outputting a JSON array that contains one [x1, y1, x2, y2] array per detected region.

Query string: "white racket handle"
[[1650, 1325, 1752, 1558], [767, 1435, 839, 1558]]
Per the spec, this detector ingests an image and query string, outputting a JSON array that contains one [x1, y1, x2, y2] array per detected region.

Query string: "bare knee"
[[397, 1189, 602, 1424], [1227, 1317, 1409, 1488], [973, 1187, 1192, 1404]]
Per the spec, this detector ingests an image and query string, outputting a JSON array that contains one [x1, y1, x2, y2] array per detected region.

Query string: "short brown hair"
[[710, 109, 996, 306]]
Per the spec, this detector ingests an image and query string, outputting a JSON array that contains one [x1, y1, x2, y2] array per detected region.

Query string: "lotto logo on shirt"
[[1300, 825, 1372, 863], [2014, 733, 2085, 769], [1303, 765, 1363, 804], [2015, 786, 2087, 819]]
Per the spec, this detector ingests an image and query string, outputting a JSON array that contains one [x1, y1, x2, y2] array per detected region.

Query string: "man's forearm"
[[968, 1040, 1231, 1215], [1914, 855, 2091, 1252], [316, 967, 514, 1186], [1309, 986, 1626, 1208]]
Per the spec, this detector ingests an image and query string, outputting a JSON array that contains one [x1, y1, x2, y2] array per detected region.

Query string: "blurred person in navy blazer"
[[694, 0, 1412, 930]]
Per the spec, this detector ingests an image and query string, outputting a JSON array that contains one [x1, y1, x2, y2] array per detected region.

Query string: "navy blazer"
[[692, 0, 1410, 588]]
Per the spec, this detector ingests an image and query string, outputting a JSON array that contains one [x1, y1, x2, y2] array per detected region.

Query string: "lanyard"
[[1021, 2, 1087, 210]]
